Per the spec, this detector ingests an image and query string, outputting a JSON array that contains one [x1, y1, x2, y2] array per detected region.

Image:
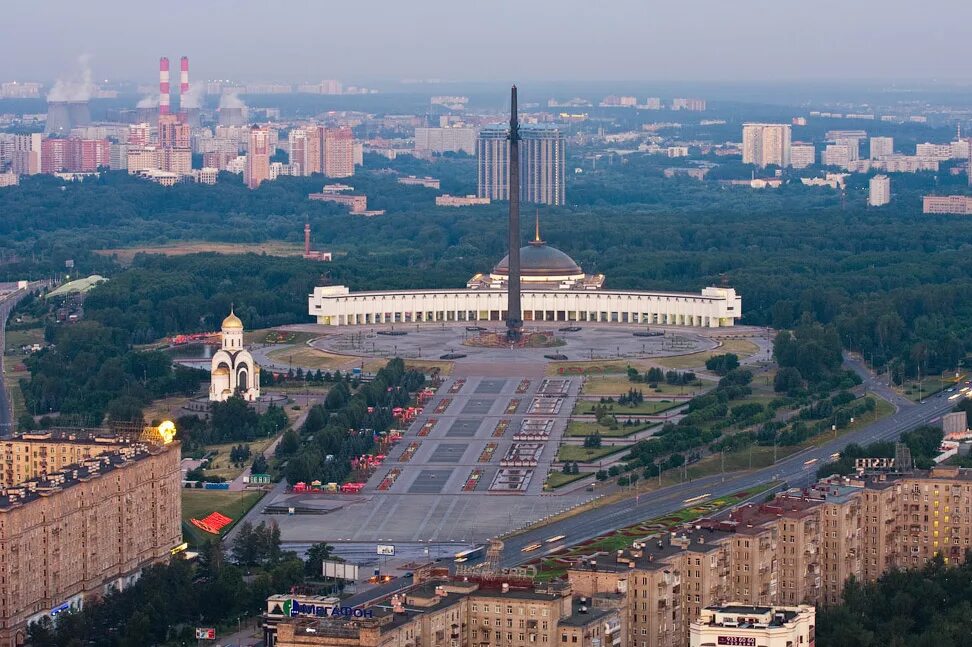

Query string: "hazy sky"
[[3, 0, 971, 84]]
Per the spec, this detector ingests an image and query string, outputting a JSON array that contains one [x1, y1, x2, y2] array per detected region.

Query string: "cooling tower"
[[46, 101, 72, 134], [67, 101, 91, 128]]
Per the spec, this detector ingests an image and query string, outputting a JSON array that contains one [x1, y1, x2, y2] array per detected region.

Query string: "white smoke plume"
[[219, 90, 247, 110], [136, 94, 159, 108], [47, 54, 96, 102], [180, 84, 204, 110]]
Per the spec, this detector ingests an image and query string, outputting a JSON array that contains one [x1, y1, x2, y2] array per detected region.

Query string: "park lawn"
[[141, 395, 193, 425], [267, 345, 357, 370], [900, 373, 967, 402], [556, 444, 627, 463], [682, 395, 895, 481], [244, 329, 320, 346], [572, 399, 681, 416], [544, 471, 589, 490], [580, 375, 712, 397], [566, 420, 659, 438], [4, 367, 28, 422], [655, 338, 760, 370], [546, 360, 635, 376], [201, 437, 277, 480], [181, 489, 265, 546], [5, 326, 45, 350], [94, 241, 306, 265]]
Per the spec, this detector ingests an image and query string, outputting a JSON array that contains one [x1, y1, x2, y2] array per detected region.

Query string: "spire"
[[531, 209, 545, 246]]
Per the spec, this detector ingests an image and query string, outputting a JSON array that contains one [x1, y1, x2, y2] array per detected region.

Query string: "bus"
[[454, 546, 485, 563]]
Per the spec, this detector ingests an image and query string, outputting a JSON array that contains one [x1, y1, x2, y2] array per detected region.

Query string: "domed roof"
[[213, 366, 230, 375], [221, 309, 243, 330], [492, 242, 583, 278]]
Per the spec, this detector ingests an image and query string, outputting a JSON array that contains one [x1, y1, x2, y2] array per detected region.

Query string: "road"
[[496, 363, 954, 567], [0, 282, 49, 437]]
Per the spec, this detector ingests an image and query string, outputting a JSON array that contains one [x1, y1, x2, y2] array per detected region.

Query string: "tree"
[[774, 366, 803, 393], [252, 454, 269, 474], [584, 432, 603, 449], [232, 521, 259, 565], [705, 353, 740, 375], [276, 429, 300, 457], [305, 542, 335, 577]]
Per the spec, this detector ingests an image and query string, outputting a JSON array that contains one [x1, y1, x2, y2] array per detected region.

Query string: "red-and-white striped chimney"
[[159, 57, 170, 116], [180, 56, 189, 98]]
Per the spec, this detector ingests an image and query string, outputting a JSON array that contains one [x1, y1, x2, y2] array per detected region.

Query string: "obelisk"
[[506, 85, 523, 341]]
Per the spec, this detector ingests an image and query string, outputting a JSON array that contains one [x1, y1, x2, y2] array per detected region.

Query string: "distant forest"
[[2, 152, 970, 386]]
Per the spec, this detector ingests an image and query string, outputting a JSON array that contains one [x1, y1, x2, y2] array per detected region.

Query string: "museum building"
[[308, 226, 742, 328]]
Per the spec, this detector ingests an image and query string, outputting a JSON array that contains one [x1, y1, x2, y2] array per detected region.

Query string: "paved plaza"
[[254, 323, 768, 548], [316, 323, 714, 363]]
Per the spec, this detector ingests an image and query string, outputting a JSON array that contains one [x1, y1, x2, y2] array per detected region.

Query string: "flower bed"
[[479, 443, 498, 463], [434, 398, 452, 414], [418, 419, 437, 436], [377, 468, 401, 491], [463, 469, 483, 491], [400, 442, 421, 462]]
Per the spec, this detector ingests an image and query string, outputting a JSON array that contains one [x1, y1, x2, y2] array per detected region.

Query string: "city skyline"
[[3, 0, 972, 83]]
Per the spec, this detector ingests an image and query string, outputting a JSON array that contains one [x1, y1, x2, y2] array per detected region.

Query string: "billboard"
[[322, 560, 359, 580], [195, 628, 216, 640], [377, 544, 395, 556]]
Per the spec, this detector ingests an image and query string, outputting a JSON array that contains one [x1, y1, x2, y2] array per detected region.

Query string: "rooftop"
[[3, 429, 129, 445], [0, 442, 169, 512], [569, 526, 734, 573]]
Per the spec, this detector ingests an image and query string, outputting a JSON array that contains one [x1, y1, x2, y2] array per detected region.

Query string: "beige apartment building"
[[0, 442, 182, 647], [275, 580, 623, 647], [276, 468, 972, 647], [689, 604, 815, 647], [568, 469, 972, 647], [0, 430, 128, 487]]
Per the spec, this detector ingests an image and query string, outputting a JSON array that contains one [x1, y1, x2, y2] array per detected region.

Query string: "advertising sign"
[[195, 628, 216, 640], [717, 638, 756, 646], [322, 560, 360, 580], [377, 544, 396, 556]]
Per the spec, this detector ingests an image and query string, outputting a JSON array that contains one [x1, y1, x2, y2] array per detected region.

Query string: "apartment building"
[[274, 580, 623, 647], [923, 195, 972, 214], [689, 604, 815, 647], [0, 442, 182, 647], [0, 430, 128, 487]]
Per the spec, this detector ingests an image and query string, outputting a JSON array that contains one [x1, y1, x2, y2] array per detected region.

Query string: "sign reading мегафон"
[[284, 599, 375, 619]]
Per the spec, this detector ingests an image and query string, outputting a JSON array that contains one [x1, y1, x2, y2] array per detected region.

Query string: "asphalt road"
[[0, 285, 46, 436], [496, 366, 956, 567]]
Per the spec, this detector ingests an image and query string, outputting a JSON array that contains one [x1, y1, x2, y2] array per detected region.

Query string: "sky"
[[3, 0, 971, 85]]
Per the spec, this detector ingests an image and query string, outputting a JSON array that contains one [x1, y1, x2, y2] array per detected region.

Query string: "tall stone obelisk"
[[506, 85, 523, 341]]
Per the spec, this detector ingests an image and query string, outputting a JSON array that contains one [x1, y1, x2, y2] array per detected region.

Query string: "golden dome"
[[221, 309, 243, 330], [213, 366, 230, 376]]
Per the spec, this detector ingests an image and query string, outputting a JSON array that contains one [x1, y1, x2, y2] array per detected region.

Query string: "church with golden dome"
[[209, 309, 261, 402]]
